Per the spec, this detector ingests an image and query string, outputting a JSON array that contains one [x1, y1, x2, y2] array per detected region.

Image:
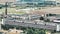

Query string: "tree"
[[26, 28, 46, 34], [40, 17, 44, 20], [44, 19, 50, 22], [0, 7, 2, 9], [48, 13, 56, 16]]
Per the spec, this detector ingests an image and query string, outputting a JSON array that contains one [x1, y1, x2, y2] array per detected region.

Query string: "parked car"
[[53, 19, 60, 23]]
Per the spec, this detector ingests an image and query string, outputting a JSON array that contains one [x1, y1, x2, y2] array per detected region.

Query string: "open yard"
[[0, 8, 26, 14]]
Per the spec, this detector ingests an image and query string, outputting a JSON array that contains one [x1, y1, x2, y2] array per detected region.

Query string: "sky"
[[16, 0, 60, 1]]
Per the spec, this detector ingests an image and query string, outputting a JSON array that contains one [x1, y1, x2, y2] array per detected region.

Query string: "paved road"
[[4, 20, 57, 30]]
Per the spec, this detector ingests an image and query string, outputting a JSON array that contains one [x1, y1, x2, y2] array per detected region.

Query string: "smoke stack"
[[5, 2, 8, 15]]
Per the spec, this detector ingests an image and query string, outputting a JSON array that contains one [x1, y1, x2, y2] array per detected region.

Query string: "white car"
[[53, 19, 60, 23]]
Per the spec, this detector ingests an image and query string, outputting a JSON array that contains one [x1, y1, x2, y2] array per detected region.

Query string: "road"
[[4, 20, 57, 30]]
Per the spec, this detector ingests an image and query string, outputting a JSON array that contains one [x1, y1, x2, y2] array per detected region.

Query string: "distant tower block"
[[56, 24, 60, 31], [0, 19, 4, 30], [2, 19, 4, 24], [0, 24, 1, 30]]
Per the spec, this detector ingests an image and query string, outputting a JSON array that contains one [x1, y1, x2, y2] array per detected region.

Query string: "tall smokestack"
[[5, 2, 8, 15]]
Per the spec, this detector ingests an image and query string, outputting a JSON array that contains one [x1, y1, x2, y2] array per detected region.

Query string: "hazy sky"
[[16, 0, 60, 2], [16, 0, 59, 1]]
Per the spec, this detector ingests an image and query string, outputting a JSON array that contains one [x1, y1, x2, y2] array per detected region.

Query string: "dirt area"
[[31, 7, 60, 15], [0, 29, 23, 34]]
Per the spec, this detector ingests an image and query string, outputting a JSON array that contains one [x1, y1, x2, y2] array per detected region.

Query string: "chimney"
[[5, 2, 8, 15]]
